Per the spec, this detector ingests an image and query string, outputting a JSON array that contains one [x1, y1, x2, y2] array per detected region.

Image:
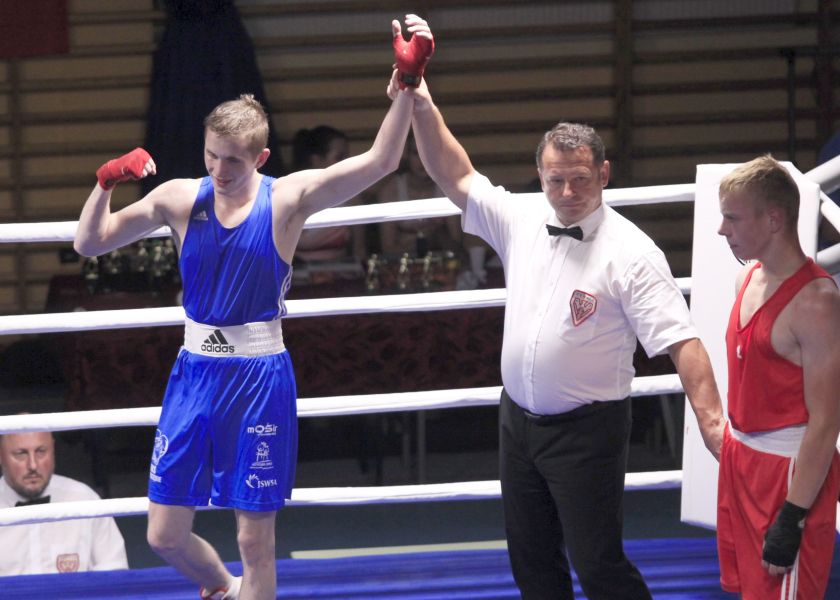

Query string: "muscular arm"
[[785, 281, 840, 509], [75, 172, 176, 258], [668, 337, 726, 460], [410, 80, 474, 212], [75, 188, 157, 257]]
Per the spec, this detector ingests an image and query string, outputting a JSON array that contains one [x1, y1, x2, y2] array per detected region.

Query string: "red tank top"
[[725, 258, 833, 432]]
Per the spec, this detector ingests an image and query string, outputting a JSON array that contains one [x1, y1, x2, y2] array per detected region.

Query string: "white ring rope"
[[0, 290, 505, 335], [0, 183, 719, 529], [0, 184, 697, 244], [0, 283, 691, 336], [0, 374, 683, 435], [0, 471, 684, 527]]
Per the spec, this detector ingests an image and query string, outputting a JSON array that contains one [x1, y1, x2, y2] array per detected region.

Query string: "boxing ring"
[[2, 158, 840, 598]]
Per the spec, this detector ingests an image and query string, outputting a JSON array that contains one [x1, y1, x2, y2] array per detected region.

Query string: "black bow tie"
[[546, 224, 583, 240], [15, 496, 50, 507]]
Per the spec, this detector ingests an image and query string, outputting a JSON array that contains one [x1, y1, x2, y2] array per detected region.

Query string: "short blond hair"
[[719, 154, 799, 229], [204, 94, 269, 157]]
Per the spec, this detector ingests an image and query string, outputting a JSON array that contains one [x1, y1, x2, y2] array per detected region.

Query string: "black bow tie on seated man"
[[546, 224, 583, 240], [15, 496, 50, 507]]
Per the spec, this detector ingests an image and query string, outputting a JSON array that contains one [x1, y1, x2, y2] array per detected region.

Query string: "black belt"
[[504, 388, 629, 424]]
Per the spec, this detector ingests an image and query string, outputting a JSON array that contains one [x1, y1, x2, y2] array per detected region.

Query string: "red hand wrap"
[[96, 147, 151, 190], [393, 30, 434, 89]]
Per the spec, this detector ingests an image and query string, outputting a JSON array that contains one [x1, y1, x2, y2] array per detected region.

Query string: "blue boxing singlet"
[[179, 175, 292, 325]]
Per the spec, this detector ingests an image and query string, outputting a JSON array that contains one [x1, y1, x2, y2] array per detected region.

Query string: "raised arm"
[[668, 337, 726, 460], [399, 16, 474, 212], [74, 148, 164, 257]]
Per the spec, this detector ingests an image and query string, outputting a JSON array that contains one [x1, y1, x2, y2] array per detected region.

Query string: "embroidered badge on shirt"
[[570, 290, 597, 326], [56, 553, 80, 573]]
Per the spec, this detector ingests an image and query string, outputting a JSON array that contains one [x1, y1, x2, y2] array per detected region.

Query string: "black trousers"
[[499, 389, 651, 600]]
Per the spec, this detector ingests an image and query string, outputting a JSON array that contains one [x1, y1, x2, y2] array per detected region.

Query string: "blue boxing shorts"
[[148, 319, 298, 512]]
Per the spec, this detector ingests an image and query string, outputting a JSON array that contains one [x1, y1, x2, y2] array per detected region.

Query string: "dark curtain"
[[0, 0, 69, 59], [141, 0, 283, 195]]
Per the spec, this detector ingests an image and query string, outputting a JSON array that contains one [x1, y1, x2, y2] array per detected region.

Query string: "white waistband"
[[730, 424, 806, 458], [184, 317, 285, 357]]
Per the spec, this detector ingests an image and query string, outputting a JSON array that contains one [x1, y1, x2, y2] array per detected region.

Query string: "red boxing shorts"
[[717, 424, 840, 600]]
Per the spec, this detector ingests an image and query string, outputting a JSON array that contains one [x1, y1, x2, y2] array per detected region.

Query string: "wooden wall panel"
[[0, 1, 836, 314], [0, 191, 12, 215], [23, 187, 95, 219]]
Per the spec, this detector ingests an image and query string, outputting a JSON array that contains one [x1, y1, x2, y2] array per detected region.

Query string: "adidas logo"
[[193, 210, 208, 221], [201, 330, 235, 354]]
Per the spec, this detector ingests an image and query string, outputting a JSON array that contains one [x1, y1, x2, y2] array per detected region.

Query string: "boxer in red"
[[717, 154, 840, 599]]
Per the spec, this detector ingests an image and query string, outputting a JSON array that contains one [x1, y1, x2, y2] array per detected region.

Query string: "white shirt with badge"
[[0, 474, 128, 575], [464, 172, 697, 415]]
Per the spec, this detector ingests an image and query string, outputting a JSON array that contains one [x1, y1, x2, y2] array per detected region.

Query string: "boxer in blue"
[[73, 17, 433, 600]]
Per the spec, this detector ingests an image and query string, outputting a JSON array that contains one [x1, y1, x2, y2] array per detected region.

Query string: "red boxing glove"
[[393, 29, 434, 89], [96, 147, 152, 190]]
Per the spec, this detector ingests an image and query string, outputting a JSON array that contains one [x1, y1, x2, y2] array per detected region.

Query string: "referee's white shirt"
[[464, 172, 697, 415], [0, 474, 128, 575]]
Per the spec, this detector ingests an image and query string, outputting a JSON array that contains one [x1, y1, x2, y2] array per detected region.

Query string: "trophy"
[[98, 248, 123, 293], [365, 253, 381, 293], [82, 256, 100, 294], [162, 239, 180, 287], [169, 245, 182, 287], [397, 253, 412, 291], [133, 241, 150, 275], [421, 253, 434, 290], [149, 241, 168, 292]]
